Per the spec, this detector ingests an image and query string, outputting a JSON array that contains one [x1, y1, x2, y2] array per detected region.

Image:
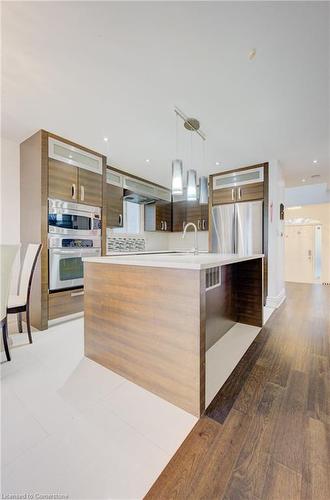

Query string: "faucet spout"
[[182, 223, 199, 255]]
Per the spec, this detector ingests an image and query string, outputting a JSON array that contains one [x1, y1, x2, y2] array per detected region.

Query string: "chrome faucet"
[[182, 223, 199, 255]]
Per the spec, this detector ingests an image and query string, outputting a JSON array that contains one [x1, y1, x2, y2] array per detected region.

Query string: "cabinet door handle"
[[231, 188, 235, 201], [71, 291, 84, 297], [197, 219, 201, 230], [160, 221, 164, 231], [202, 219, 206, 230], [164, 221, 167, 231], [72, 183, 76, 199], [238, 187, 242, 200], [118, 214, 122, 226], [80, 185, 85, 201]]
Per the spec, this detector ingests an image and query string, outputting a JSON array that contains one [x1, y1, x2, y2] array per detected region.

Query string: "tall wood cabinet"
[[20, 130, 106, 330], [210, 163, 269, 303]]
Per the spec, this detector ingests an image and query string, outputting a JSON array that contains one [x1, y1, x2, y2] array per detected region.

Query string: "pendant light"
[[171, 113, 183, 195], [199, 142, 208, 204], [187, 127, 197, 201], [187, 169, 197, 200], [199, 176, 208, 204], [172, 159, 183, 195], [171, 107, 206, 201]]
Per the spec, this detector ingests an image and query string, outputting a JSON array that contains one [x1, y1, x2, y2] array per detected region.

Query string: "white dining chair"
[[7, 243, 42, 344], [1, 244, 20, 361]]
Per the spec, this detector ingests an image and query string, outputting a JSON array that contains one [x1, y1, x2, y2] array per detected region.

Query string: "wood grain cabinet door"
[[172, 201, 187, 232], [212, 186, 236, 206], [156, 202, 172, 231], [201, 204, 209, 231], [236, 182, 264, 202], [78, 169, 102, 207], [186, 201, 203, 230], [105, 183, 124, 227], [48, 159, 78, 202]]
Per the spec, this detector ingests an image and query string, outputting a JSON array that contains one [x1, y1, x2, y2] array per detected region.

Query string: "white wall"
[[168, 231, 209, 252], [285, 182, 330, 207], [1, 137, 21, 291], [267, 160, 285, 308]]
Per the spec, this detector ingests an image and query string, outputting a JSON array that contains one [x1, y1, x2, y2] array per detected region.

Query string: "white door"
[[284, 225, 317, 283]]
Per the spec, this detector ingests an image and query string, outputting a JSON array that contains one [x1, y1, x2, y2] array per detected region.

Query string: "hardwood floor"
[[145, 283, 330, 500]]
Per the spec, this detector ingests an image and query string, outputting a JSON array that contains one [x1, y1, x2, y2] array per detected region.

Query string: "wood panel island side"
[[83, 253, 264, 417]]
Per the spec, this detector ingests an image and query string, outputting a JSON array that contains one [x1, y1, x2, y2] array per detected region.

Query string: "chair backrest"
[[0, 245, 20, 321], [19, 244, 42, 303]]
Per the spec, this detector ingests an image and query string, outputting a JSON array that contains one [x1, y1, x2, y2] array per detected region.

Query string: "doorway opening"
[[284, 203, 330, 284]]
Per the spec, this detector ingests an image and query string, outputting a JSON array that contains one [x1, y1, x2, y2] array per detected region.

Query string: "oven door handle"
[[50, 249, 100, 255]]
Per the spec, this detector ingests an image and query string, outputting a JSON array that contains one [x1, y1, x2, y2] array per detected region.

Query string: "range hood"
[[122, 176, 171, 205], [123, 190, 157, 205]]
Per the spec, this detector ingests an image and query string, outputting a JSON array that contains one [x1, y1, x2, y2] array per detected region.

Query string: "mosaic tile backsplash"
[[107, 237, 146, 253]]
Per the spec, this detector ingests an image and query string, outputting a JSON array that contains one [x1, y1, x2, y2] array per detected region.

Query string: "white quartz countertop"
[[83, 252, 264, 270]]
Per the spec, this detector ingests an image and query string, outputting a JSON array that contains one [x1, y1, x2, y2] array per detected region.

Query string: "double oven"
[[48, 199, 101, 292]]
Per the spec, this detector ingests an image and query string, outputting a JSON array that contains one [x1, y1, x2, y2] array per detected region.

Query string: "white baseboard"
[[266, 288, 286, 309]]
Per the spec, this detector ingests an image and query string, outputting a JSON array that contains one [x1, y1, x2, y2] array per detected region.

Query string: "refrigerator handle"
[[233, 204, 237, 254]]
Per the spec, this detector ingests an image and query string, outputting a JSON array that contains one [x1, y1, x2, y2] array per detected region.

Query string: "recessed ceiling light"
[[145, 159, 150, 163], [215, 161, 220, 166], [313, 159, 318, 164], [69, 155, 72, 159], [103, 137, 108, 142], [301, 178, 306, 183], [248, 48, 257, 60]]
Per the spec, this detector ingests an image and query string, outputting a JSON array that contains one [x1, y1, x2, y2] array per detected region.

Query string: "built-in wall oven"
[[48, 235, 101, 291], [48, 199, 102, 291]]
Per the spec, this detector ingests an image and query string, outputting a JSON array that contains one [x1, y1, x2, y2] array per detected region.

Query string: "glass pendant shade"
[[199, 176, 208, 204], [171, 159, 183, 195], [187, 169, 197, 201]]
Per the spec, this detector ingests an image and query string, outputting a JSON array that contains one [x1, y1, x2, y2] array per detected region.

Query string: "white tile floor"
[[1, 317, 197, 499]]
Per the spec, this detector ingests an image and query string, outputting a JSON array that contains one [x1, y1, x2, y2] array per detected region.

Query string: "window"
[[112, 201, 141, 235]]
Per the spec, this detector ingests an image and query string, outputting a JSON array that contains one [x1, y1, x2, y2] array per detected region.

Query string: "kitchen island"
[[83, 253, 264, 417]]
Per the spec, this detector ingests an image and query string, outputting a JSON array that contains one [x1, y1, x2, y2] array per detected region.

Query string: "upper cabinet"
[[48, 159, 78, 202], [48, 138, 103, 174], [78, 168, 102, 206], [212, 166, 264, 190], [105, 169, 124, 228], [172, 200, 209, 232], [212, 166, 264, 205], [144, 201, 172, 232], [172, 200, 186, 232], [48, 138, 103, 207]]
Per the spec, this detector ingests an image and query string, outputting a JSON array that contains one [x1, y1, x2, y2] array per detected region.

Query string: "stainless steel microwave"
[[48, 198, 101, 236]]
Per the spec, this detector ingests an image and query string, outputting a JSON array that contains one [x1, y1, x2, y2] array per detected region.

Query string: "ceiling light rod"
[[174, 106, 206, 141]]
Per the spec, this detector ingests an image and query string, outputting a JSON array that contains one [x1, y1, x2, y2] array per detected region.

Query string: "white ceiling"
[[2, 1, 329, 188]]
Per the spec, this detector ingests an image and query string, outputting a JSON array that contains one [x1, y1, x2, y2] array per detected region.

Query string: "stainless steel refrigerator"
[[211, 200, 263, 255]]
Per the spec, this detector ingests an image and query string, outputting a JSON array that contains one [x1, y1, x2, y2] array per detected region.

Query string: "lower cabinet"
[[48, 288, 84, 320]]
